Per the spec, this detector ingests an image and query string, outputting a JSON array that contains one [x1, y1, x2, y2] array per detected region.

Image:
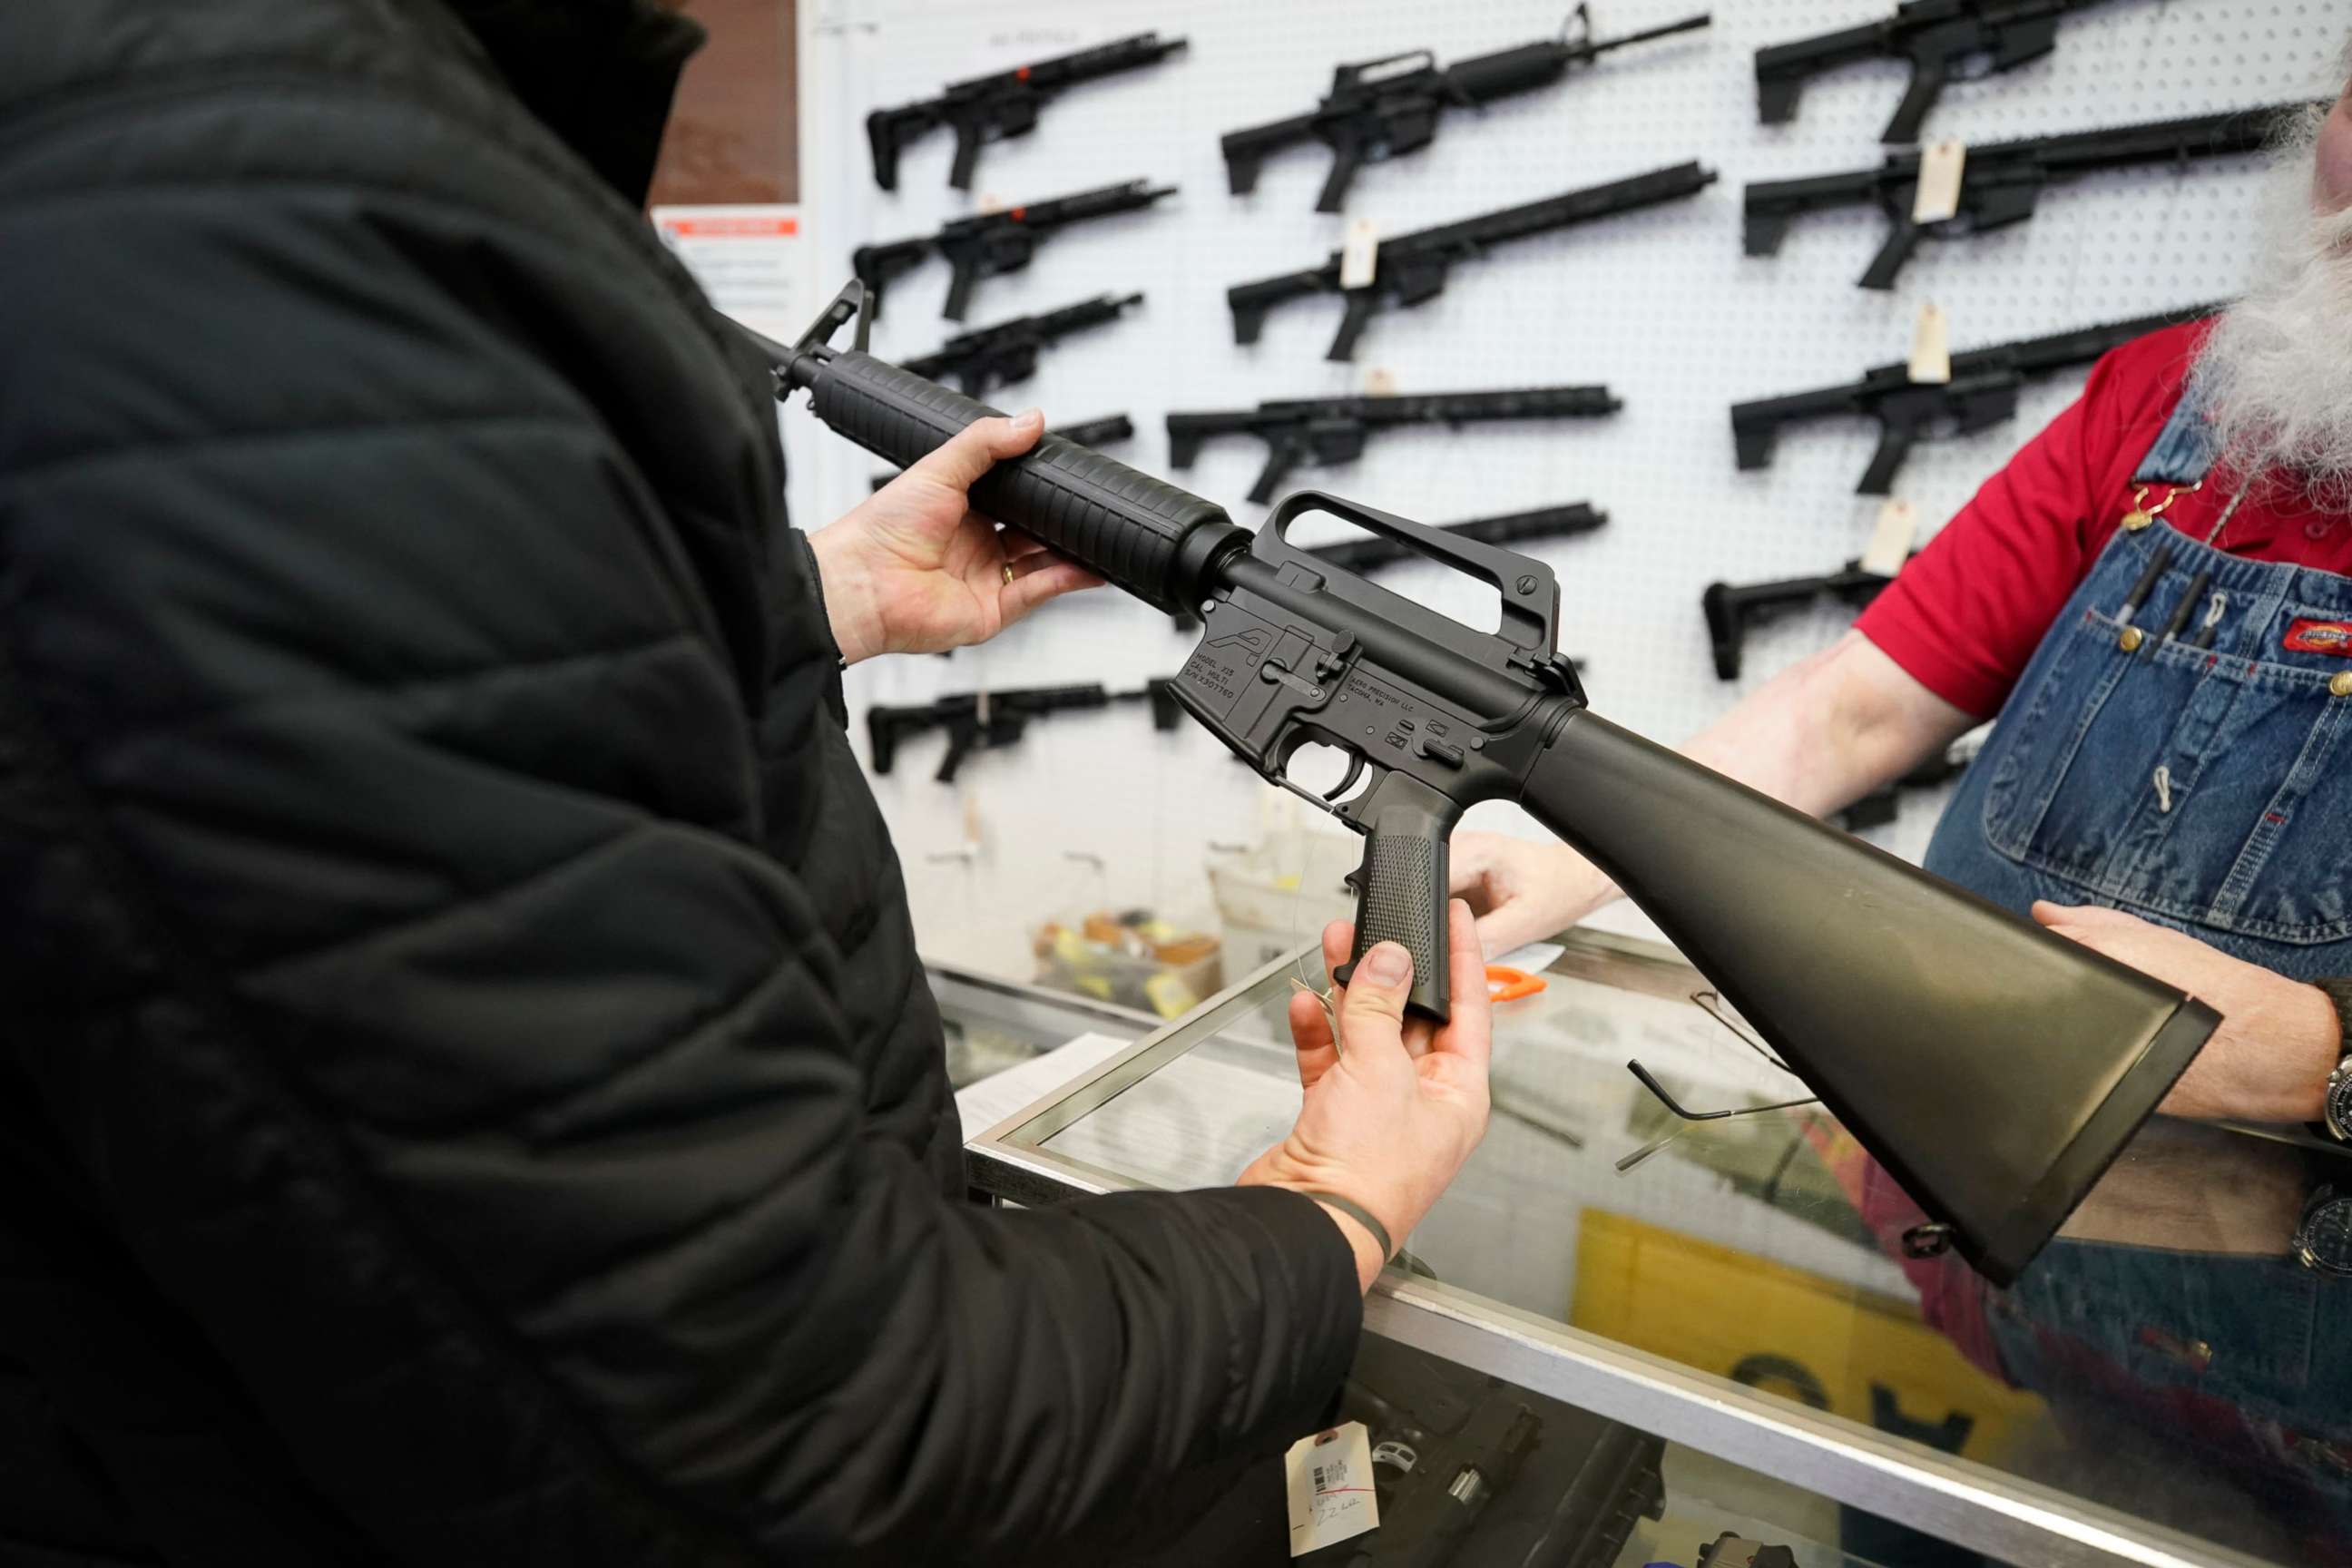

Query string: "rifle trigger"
[[1323, 749, 1367, 803]]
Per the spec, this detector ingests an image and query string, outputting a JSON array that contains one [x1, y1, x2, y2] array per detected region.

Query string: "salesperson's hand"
[[1447, 831, 1616, 957], [2033, 902, 2343, 1122], [807, 408, 1102, 664], [1239, 902, 1493, 1291]]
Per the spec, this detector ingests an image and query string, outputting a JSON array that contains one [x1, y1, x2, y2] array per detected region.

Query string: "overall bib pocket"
[[1979, 575, 2352, 942]]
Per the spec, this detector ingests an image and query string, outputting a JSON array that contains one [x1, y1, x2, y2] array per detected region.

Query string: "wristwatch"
[[2321, 981, 2352, 1142], [2295, 1184, 2352, 1278]]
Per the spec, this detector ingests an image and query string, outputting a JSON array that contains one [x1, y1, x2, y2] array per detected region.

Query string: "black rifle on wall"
[[1169, 387, 1621, 504], [1757, 0, 2120, 144], [1229, 162, 1716, 360], [867, 33, 1188, 191], [1731, 302, 2224, 494], [867, 680, 1182, 782], [1222, 7, 1710, 211], [900, 293, 1144, 397], [1703, 560, 1901, 681], [852, 179, 1175, 320], [1743, 103, 2308, 290]]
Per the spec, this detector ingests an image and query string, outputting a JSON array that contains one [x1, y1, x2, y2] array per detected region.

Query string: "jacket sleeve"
[[0, 136, 1358, 1563]]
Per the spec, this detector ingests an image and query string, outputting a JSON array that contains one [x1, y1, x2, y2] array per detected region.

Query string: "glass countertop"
[[985, 929, 2352, 1568]]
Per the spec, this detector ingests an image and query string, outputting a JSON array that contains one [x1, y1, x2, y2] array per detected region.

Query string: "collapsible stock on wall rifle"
[[750, 280, 2220, 1287], [1702, 560, 1898, 681], [1229, 162, 1716, 360], [851, 179, 1174, 321], [1756, 0, 2118, 144], [1731, 303, 2222, 495], [867, 33, 1187, 192], [867, 681, 1181, 782], [1169, 387, 1621, 504], [1743, 103, 2308, 290], [900, 293, 1145, 397]]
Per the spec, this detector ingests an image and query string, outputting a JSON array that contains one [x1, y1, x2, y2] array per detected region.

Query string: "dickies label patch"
[[2284, 619, 2352, 656]]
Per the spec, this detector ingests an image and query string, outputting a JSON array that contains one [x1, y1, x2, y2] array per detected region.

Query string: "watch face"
[[2331, 1064, 2352, 1143], [2299, 1196, 2352, 1279]]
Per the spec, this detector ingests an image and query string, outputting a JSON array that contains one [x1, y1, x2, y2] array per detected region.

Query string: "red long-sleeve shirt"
[[1856, 321, 2352, 717]]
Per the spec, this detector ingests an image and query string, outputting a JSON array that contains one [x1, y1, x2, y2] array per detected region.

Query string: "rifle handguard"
[[809, 349, 1243, 612]]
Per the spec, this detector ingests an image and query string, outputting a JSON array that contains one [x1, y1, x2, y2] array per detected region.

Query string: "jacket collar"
[[435, 0, 704, 203]]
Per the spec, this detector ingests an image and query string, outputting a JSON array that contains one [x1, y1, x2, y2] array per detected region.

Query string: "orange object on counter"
[[1485, 965, 1546, 1003]]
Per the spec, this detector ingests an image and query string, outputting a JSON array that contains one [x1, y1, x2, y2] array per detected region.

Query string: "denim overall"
[[1924, 389, 2352, 978], [1922, 387, 2352, 1550]]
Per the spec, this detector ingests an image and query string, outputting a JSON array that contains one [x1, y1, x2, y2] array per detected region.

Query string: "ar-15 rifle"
[[1732, 302, 2223, 495], [867, 680, 1182, 782], [755, 279, 2221, 1287], [871, 414, 1134, 491], [1169, 387, 1621, 505], [900, 293, 1144, 397], [1702, 559, 1898, 681], [1229, 162, 1716, 360], [1758, 0, 2116, 144], [867, 33, 1187, 192], [851, 179, 1175, 321], [1743, 103, 2308, 291], [1222, 7, 1710, 213]]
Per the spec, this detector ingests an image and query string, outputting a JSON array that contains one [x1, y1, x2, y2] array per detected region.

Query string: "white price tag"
[[1907, 301, 1952, 384], [1862, 498, 1917, 578], [1339, 218, 1380, 291], [1285, 1421, 1379, 1556], [1911, 138, 1967, 224]]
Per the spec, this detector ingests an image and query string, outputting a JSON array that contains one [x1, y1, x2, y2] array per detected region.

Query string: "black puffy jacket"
[[0, 2, 1359, 1562]]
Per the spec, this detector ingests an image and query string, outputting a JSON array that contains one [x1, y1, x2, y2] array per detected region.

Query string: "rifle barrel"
[[1396, 163, 1716, 253], [1998, 104, 2298, 174], [1964, 302, 2225, 376], [1583, 11, 1713, 57], [1351, 387, 1621, 421], [1024, 179, 1178, 228]]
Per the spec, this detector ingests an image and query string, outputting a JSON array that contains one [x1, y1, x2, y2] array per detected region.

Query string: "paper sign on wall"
[[1912, 139, 1967, 224], [1339, 219, 1380, 290], [1907, 302, 1952, 384], [652, 204, 805, 338], [1863, 499, 1918, 577]]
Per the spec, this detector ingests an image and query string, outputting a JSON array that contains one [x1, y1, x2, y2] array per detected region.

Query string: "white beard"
[[2190, 106, 2352, 509]]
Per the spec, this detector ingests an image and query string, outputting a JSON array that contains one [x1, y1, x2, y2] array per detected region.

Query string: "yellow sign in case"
[[1572, 1210, 2044, 1465]]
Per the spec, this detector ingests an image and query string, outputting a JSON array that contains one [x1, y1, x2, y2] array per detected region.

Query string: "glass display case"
[[966, 928, 2352, 1567], [927, 959, 1163, 1089]]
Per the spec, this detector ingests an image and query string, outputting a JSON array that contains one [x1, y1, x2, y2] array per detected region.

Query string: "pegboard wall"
[[793, 0, 2345, 977]]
